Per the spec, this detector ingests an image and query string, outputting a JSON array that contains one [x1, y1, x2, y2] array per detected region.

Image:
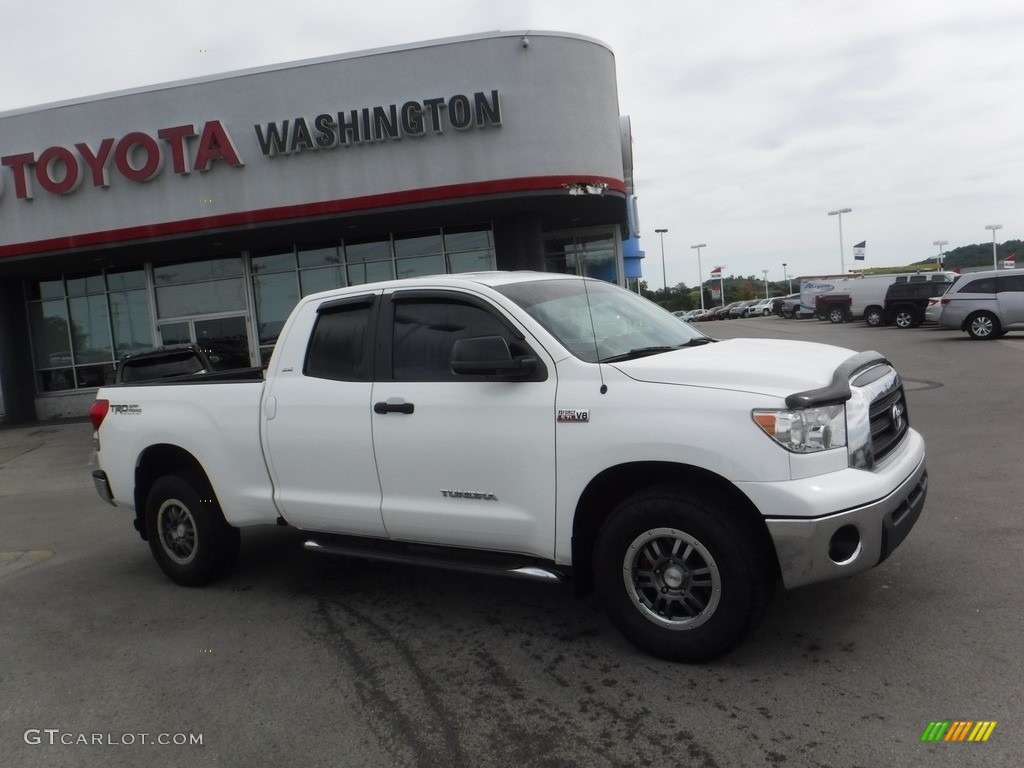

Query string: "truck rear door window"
[[304, 304, 372, 381]]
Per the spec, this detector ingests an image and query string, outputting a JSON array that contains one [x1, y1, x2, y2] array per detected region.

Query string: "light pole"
[[828, 208, 852, 273], [690, 243, 706, 310], [762, 269, 770, 298], [985, 224, 1002, 271], [782, 262, 791, 294], [932, 240, 948, 269], [655, 228, 669, 298]]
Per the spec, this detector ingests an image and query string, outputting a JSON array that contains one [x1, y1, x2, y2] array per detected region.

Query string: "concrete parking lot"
[[1, 317, 1021, 767]]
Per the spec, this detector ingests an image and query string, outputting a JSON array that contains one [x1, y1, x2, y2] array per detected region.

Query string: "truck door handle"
[[374, 401, 415, 415]]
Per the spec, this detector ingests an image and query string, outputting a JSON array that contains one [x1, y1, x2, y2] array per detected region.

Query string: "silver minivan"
[[939, 269, 1024, 339]]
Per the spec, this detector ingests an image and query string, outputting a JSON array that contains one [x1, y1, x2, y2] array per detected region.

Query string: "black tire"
[[145, 473, 240, 586], [593, 486, 775, 662], [966, 311, 1001, 340], [828, 307, 846, 324], [864, 307, 884, 327], [893, 308, 916, 329]]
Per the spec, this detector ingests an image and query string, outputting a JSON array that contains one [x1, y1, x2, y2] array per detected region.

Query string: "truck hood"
[[610, 338, 858, 400]]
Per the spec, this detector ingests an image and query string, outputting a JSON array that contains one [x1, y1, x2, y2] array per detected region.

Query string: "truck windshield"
[[496, 279, 711, 363]]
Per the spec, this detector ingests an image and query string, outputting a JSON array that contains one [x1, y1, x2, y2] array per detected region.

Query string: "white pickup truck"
[[90, 272, 927, 661]]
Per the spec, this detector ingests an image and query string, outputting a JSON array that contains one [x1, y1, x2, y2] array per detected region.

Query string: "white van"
[[799, 272, 957, 325]]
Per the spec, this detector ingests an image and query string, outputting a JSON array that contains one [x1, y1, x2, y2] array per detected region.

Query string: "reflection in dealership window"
[[26, 269, 152, 393], [69, 294, 113, 364], [109, 290, 153, 357]]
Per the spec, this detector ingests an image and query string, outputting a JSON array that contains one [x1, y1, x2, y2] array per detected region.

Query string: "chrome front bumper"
[[764, 457, 927, 590]]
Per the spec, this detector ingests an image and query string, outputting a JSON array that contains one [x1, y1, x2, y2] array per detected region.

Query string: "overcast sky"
[[3, 0, 1022, 288]]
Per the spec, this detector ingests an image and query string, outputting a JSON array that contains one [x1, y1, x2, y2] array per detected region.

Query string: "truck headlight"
[[752, 405, 847, 453]]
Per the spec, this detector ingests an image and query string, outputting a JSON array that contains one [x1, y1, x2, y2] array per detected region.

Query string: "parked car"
[[772, 294, 799, 316], [673, 309, 701, 322], [814, 294, 852, 323], [728, 299, 758, 319], [691, 308, 719, 322], [938, 269, 1024, 339], [924, 297, 943, 325], [882, 281, 952, 328], [780, 296, 812, 319], [745, 298, 775, 317], [715, 301, 745, 319]]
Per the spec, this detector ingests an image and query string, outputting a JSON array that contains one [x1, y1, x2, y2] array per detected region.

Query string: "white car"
[[745, 298, 774, 317]]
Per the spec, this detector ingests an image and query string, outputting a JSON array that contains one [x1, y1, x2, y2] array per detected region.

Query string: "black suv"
[[883, 281, 951, 328]]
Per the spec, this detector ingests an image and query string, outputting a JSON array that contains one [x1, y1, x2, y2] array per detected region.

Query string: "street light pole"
[[932, 240, 948, 269], [828, 208, 852, 274], [782, 262, 791, 294], [655, 228, 669, 298], [690, 243, 706, 310], [985, 224, 1002, 271], [762, 269, 770, 298]]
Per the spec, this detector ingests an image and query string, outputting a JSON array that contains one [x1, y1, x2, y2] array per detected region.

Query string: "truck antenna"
[[574, 219, 608, 394]]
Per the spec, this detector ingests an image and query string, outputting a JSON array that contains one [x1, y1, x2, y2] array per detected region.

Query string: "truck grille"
[[869, 385, 909, 463]]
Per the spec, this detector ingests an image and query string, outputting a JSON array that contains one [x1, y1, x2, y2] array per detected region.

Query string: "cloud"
[[2, 0, 1023, 282]]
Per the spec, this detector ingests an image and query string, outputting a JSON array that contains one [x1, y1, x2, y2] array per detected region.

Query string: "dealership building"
[[0, 31, 642, 423]]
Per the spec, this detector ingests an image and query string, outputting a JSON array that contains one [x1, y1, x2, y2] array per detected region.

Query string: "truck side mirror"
[[451, 336, 536, 376]]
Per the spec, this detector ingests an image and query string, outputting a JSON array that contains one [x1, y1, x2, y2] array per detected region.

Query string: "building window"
[[153, 257, 246, 319], [543, 227, 619, 283], [252, 250, 301, 362], [26, 269, 153, 393], [250, 226, 495, 364]]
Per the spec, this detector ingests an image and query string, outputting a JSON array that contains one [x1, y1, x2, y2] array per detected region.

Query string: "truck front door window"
[[391, 299, 518, 381]]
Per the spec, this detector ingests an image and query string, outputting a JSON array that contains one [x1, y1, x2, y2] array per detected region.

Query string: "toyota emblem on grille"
[[891, 402, 904, 431]]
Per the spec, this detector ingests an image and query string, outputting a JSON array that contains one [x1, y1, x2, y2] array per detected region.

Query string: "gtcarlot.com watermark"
[[24, 729, 203, 747]]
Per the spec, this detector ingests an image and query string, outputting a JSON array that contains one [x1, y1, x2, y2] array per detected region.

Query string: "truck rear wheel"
[[828, 307, 846, 324], [864, 307, 884, 327], [145, 473, 240, 586], [893, 308, 916, 328], [593, 486, 774, 662]]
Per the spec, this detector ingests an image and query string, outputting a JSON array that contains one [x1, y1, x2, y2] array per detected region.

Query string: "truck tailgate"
[[96, 380, 279, 527]]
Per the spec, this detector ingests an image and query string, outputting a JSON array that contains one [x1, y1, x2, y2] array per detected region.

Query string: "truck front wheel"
[[593, 486, 774, 662], [828, 307, 847, 324], [145, 473, 240, 587]]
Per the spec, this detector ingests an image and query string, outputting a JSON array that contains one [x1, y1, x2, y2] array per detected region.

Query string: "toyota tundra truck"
[[90, 272, 927, 662]]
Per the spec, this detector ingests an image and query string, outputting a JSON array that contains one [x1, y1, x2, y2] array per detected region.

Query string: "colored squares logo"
[[921, 721, 997, 742]]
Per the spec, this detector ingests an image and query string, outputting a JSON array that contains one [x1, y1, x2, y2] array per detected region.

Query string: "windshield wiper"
[[678, 337, 717, 347], [599, 338, 717, 363], [598, 337, 716, 362], [599, 346, 673, 363]]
